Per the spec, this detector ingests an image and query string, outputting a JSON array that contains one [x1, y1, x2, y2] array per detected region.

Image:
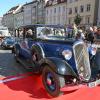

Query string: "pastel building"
[[66, 0, 99, 26], [45, 0, 67, 25]]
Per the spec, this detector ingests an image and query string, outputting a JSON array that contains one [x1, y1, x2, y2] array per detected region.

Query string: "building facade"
[[37, 0, 45, 24], [97, 0, 100, 26], [2, 0, 100, 30], [45, 0, 67, 25], [66, 0, 99, 26], [0, 17, 2, 26], [2, 5, 22, 32], [23, 1, 37, 25], [3, 13, 14, 31], [14, 6, 24, 29], [23, 0, 45, 25], [2, 0, 45, 31]]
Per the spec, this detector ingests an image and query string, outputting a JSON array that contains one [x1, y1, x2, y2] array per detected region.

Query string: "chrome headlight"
[[62, 50, 72, 60], [4, 41, 7, 44]]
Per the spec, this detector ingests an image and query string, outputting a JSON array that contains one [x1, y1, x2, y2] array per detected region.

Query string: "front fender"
[[39, 57, 77, 77]]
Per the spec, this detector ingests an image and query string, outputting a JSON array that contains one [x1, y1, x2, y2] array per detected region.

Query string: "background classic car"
[[1, 36, 15, 49], [14, 24, 100, 97]]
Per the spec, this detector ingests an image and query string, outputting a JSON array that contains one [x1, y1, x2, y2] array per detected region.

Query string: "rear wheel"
[[42, 66, 65, 97]]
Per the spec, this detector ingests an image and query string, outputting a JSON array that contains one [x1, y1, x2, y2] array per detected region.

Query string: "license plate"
[[88, 82, 96, 88], [88, 79, 100, 88]]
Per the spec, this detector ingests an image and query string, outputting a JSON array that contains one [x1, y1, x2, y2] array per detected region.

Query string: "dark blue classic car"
[[14, 24, 100, 97]]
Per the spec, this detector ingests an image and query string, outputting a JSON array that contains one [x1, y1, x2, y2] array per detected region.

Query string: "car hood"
[[6, 40, 15, 44]]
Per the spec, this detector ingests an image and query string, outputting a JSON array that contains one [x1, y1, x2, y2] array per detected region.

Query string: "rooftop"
[[45, 0, 67, 7]]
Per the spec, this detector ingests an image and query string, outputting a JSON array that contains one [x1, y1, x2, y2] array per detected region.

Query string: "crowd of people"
[[66, 24, 100, 43]]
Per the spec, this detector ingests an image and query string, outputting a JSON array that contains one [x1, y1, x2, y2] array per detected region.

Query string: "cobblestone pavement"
[[0, 46, 28, 77]]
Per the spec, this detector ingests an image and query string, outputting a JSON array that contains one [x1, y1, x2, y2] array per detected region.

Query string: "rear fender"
[[14, 43, 21, 54], [15, 43, 20, 49]]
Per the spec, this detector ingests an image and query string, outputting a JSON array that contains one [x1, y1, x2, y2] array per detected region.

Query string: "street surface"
[[0, 46, 27, 78]]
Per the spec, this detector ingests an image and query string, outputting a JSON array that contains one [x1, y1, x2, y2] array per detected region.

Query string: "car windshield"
[[37, 27, 66, 40]]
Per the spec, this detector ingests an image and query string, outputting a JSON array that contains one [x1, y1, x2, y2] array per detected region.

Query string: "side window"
[[54, 29, 65, 36], [37, 27, 65, 39], [37, 27, 52, 39]]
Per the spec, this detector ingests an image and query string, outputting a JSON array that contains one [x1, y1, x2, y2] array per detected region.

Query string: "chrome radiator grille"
[[73, 42, 91, 81]]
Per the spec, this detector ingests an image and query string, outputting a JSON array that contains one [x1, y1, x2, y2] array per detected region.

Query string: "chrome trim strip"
[[32, 43, 45, 58]]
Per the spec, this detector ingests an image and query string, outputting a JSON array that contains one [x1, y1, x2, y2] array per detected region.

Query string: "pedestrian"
[[93, 26, 97, 34], [86, 27, 95, 43], [94, 27, 100, 39], [72, 23, 78, 37]]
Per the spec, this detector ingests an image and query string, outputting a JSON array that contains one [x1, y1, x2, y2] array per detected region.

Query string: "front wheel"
[[42, 66, 65, 97]]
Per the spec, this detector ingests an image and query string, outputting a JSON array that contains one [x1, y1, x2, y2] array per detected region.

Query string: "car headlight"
[[4, 41, 7, 44], [90, 44, 97, 55], [62, 50, 72, 60]]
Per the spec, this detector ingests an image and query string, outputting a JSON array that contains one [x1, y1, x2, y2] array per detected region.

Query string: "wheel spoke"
[[46, 72, 56, 91]]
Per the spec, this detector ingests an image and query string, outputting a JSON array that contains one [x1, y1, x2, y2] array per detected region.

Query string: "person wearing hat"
[[75, 29, 85, 40]]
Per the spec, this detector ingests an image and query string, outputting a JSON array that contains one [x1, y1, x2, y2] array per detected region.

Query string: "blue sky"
[[0, 0, 32, 16]]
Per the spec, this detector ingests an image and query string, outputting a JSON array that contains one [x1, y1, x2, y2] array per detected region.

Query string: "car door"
[[20, 28, 35, 59], [20, 38, 31, 59]]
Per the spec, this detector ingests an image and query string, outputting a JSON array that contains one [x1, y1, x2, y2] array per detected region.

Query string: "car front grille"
[[73, 42, 91, 81]]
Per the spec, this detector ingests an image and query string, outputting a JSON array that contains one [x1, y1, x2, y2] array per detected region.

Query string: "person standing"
[[86, 27, 95, 43], [93, 26, 97, 33], [94, 27, 100, 39]]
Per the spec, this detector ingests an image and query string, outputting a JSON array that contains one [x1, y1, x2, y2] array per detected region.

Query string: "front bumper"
[[60, 77, 100, 91], [88, 78, 100, 87], [2, 45, 14, 49]]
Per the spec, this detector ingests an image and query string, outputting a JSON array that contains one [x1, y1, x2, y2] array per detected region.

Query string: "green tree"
[[74, 14, 82, 26]]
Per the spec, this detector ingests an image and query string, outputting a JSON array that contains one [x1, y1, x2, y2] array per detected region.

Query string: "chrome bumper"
[[60, 78, 100, 91], [88, 78, 100, 88]]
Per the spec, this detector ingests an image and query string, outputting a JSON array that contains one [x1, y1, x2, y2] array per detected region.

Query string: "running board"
[[17, 58, 35, 70]]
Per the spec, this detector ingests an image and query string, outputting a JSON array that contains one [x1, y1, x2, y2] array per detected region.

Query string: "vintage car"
[[14, 24, 100, 97], [1, 36, 15, 49]]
